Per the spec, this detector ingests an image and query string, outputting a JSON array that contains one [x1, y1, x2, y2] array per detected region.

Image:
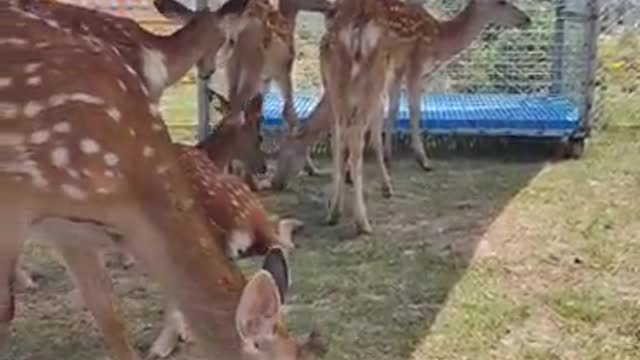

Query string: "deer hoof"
[[381, 184, 393, 199], [325, 209, 340, 225], [355, 221, 373, 235], [416, 156, 433, 172], [148, 330, 180, 359]]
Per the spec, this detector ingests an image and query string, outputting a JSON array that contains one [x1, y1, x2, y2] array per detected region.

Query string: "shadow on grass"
[[257, 140, 554, 359]]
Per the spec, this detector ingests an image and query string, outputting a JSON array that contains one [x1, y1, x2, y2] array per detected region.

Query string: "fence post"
[[551, 0, 567, 94], [195, 0, 211, 142], [581, 0, 600, 136]]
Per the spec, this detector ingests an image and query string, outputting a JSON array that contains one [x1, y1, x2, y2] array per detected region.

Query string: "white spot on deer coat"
[[24, 62, 42, 74], [26, 76, 42, 86], [0, 38, 28, 46], [105, 170, 115, 177], [104, 153, 119, 166], [80, 138, 100, 154], [143, 146, 155, 158], [106, 107, 121, 122], [53, 122, 71, 133], [149, 103, 160, 117], [49, 94, 70, 107], [30, 130, 50, 144], [117, 80, 127, 91], [141, 47, 168, 94], [69, 93, 105, 105], [152, 123, 163, 132], [61, 184, 87, 200], [44, 19, 60, 29], [23, 101, 43, 118], [0, 102, 19, 119], [0, 77, 12, 89], [51, 147, 70, 168]]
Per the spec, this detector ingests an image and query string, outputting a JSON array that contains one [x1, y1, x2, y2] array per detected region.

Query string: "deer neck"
[[434, 0, 489, 62], [196, 126, 238, 169], [148, 11, 226, 97]]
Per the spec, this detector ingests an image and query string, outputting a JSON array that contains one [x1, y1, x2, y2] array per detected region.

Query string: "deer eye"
[[497, 0, 507, 5]]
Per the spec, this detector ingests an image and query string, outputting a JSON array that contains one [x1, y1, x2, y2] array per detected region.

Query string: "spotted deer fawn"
[[320, 0, 401, 234], [149, 141, 304, 357], [0, 4, 326, 360], [154, 0, 333, 134], [383, 0, 530, 171], [17, 0, 251, 101]]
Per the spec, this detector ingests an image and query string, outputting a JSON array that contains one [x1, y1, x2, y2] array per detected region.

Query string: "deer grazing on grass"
[[271, 94, 331, 190], [150, 138, 305, 357], [17, 0, 251, 101], [383, 0, 531, 171], [154, 0, 333, 135], [320, 0, 401, 234], [0, 6, 326, 360]]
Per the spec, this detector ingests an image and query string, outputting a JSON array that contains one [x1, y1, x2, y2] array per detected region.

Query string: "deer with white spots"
[[149, 138, 305, 357], [382, 0, 530, 171], [16, 0, 252, 101], [154, 0, 333, 135], [0, 4, 326, 360]]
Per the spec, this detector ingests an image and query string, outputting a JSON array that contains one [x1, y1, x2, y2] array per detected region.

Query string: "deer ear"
[[153, 0, 196, 23], [261, 247, 290, 302], [235, 270, 281, 343]]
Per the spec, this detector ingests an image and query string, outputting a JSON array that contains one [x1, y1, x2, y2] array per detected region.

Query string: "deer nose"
[[520, 16, 532, 29]]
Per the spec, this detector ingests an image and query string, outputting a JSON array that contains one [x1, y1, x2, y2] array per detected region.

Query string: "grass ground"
[[5, 13, 640, 360]]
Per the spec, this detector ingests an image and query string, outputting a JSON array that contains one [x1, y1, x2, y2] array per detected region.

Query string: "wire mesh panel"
[[593, 0, 640, 130], [261, 0, 598, 147]]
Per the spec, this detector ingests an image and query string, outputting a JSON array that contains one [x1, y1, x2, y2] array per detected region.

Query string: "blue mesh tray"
[[261, 92, 582, 138]]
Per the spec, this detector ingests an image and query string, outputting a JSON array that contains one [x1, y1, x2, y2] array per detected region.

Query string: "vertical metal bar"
[[581, 0, 600, 136], [195, 0, 211, 142], [550, 0, 567, 94]]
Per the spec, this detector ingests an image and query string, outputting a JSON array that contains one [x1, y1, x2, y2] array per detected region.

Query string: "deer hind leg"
[[54, 242, 141, 360], [406, 66, 432, 171], [385, 73, 403, 166], [370, 106, 393, 198], [0, 207, 28, 346], [347, 125, 372, 234]]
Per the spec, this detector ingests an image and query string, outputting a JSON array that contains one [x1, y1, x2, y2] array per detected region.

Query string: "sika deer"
[[0, 6, 325, 359], [320, 0, 397, 234], [17, 0, 251, 101], [383, 0, 531, 170], [149, 143, 304, 357], [198, 89, 269, 191], [154, 0, 332, 134], [271, 94, 332, 190]]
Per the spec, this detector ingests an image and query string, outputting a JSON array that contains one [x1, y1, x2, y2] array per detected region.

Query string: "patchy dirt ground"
[[5, 128, 640, 360]]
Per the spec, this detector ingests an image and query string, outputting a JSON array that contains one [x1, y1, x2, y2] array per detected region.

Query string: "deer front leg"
[[385, 73, 403, 166], [56, 244, 141, 360], [326, 122, 345, 225], [406, 66, 432, 171], [0, 207, 28, 347], [370, 107, 393, 198], [347, 126, 372, 234]]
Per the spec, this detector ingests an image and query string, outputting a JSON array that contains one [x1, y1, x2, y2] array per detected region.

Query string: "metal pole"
[[550, 0, 567, 94], [581, 0, 600, 136], [195, 0, 211, 142]]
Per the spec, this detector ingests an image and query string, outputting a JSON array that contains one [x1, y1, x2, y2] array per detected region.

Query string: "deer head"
[[196, 89, 267, 176], [271, 95, 330, 190], [475, 0, 531, 28], [237, 247, 328, 359]]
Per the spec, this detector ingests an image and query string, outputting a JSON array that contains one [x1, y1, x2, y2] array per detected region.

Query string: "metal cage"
[[258, 0, 601, 157]]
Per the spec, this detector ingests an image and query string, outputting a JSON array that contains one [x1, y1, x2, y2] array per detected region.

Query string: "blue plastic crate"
[[261, 92, 582, 138]]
